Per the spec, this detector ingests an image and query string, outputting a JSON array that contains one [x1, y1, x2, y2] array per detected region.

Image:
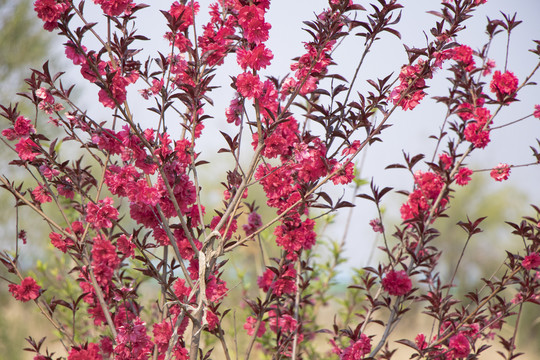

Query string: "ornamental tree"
[[1, 0, 540, 360]]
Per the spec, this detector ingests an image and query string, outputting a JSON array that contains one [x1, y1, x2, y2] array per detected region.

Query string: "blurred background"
[[1, 0, 539, 358]]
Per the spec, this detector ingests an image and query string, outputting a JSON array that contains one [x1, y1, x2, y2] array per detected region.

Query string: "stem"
[[290, 258, 302, 360]]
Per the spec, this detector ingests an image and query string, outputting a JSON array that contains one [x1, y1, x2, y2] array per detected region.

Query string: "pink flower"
[[13, 116, 36, 138], [490, 163, 510, 181], [243, 211, 263, 236], [390, 63, 426, 110], [415, 334, 428, 350], [533, 104, 540, 118], [236, 72, 263, 99], [400, 171, 446, 221], [67, 343, 102, 360], [34, 0, 70, 31], [114, 317, 152, 360], [8, 277, 41, 302], [98, 71, 131, 109], [451, 45, 475, 71], [449, 333, 470, 358], [236, 44, 273, 71], [50, 232, 73, 253], [15, 137, 40, 161], [455, 167, 473, 186], [65, 41, 87, 65], [205, 309, 219, 331], [523, 253, 540, 270], [32, 184, 52, 204], [205, 275, 228, 302], [93, 0, 132, 17], [369, 218, 384, 233], [117, 234, 135, 258], [91, 235, 120, 288], [483, 59, 496, 76], [169, 1, 199, 30], [86, 197, 119, 229], [244, 316, 266, 337], [341, 334, 372, 360], [490, 70, 518, 102], [173, 278, 191, 302], [225, 97, 243, 126], [464, 122, 490, 149], [268, 310, 298, 334], [39, 164, 60, 180], [382, 270, 412, 296], [153, 321, 172, 353], [439, 153, 453, 170], [331, 161, 355, 185]]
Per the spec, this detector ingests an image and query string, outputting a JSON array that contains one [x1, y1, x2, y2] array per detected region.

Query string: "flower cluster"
[[400, 171, 446, 221], [389, 62, 428, 110]]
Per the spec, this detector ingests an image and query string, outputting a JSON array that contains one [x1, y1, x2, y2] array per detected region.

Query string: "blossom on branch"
[[8, 277, 41, 302], [490, 70, 518, 103], [382, 270, 412, 296], [490, 163, 510, 181]]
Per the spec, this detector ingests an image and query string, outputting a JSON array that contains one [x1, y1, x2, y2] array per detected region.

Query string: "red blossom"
[[341, 334, 372, 360], [86, 197, 119, 229], [93, 0, 133, 17], [449, 333, 470, 358], [11, 116, 36, 138], [455, 167, 473, 186], [205, 309, 219, 331], [483, 58, 496, 76], [114, 317, 153, 360], [533, 104, 540, 118], [369, 218, 384, 233], [331, 161, 355, 185], [169, 1, 199, 30], [152, 321, 172, 353], [268, 310, 298, 335], [67, 343, 102, 360], [390, 63, 427, 110], [382, 270, 412, 296], [244, 316, 266, 337], [91, 235, 120, 288], [8, 277, 41, 302], [15, 137, 40, 161], [490, 163, 510, 181], [50, 231, 74, 253], [236, 44, 273, 71], [439, 153, 453, 170], [243, 211, 263, 236], [98, 71, 133, 109], [451, 45, 475, 71], [400, 171, 446, 221], [523, 253, 540, 270], [116, 234, 135, 258], [226, 96, 243, 126], [65, 41, 87, 65], [490, 70, 518, 103], [415, 334, 428, 350], [32, 184, 52, 204], [173, 278, 192, 302], [236, 72, 263, 99], [34, 0, 70, 31]]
